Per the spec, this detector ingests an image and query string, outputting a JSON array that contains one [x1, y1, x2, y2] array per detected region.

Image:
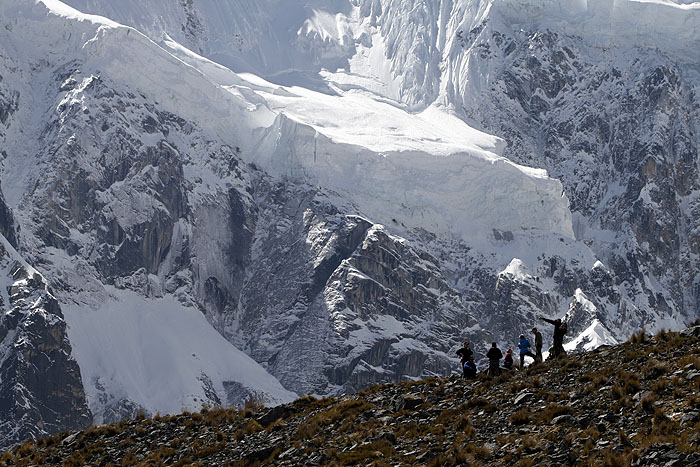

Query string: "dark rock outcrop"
[[0, 254, 91, 448]]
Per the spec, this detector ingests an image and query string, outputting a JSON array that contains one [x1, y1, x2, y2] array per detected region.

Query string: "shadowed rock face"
[[26, 75, 193, 282], [0, 77, 18, 248], [0, 176, 90, 447], [321, 226, 477, 393], [0, 80, 19, 126], [0, 251, 91, 447], [0, 190, 17, 248], [96, 142, 189, 277], [230, 180, 484, 396]]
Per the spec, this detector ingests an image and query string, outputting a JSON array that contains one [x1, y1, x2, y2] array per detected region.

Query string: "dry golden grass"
[[335, 439, 394, 464], [640, 393, 657, 413], [510, 408, 531, 426], [534, 403, 572, 424], [644, 359, 670, 379], [627, 329, 647, 344]]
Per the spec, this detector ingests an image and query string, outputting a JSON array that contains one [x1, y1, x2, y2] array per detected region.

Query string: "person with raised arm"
[[539, 316, 568, 358]]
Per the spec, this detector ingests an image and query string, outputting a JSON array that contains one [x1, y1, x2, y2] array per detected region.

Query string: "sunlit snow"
[[63, 289, 296, 422]]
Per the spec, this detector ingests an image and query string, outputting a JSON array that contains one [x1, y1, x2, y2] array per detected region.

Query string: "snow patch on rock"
[[565, 319, 619, 352]]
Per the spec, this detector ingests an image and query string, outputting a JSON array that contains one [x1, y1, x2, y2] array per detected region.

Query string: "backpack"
[[560, 322, 568, 335]]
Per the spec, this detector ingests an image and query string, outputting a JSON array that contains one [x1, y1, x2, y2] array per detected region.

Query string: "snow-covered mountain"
[[0, 0, 698, 446]]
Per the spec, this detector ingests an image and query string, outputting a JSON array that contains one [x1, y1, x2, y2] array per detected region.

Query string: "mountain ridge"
[[3, 325, 700, 465]]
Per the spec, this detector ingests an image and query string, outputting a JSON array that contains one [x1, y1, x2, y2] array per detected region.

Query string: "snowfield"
[[62, 289, 296, 423]]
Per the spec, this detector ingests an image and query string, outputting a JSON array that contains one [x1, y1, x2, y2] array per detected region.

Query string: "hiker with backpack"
[[456, 342, 473, 378], [463, 357, 477, 379], [518, 334, 537, 367], [532, 327, 543, 363], [539, 316, 567, 358], [486, 342, 503, 376], [503, 348, 514, 370]]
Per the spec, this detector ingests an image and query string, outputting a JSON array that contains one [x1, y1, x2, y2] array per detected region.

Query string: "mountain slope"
[[0, 0, 699, 446], [445, 0, 700, 337], [0, 0, 578, 397], [0, 229, 91, 447], [5, 326, 700, 465], [0, 0, 300, 434], [57, 0, 700, 337]]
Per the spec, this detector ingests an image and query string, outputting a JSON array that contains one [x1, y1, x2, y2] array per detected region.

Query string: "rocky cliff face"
[[0, 11, 295, 435], [0, 222, 91, 447], [228, 180, 486, 396], [449, 13, 700, 338], [54, 0, 700, 339], [1, 53, 90, 448]]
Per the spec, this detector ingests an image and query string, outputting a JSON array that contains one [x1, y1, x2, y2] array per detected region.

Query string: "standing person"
[[456, 342, 473, 378], [503, 348, 514, 370], [540, 317, 567, 358], [518, 334, 536, 368], [532, 327, 543, 363], [486, 342, 503, 376]]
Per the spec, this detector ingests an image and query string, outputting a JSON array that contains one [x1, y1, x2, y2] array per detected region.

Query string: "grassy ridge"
[[3, 327, 700, 466]]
